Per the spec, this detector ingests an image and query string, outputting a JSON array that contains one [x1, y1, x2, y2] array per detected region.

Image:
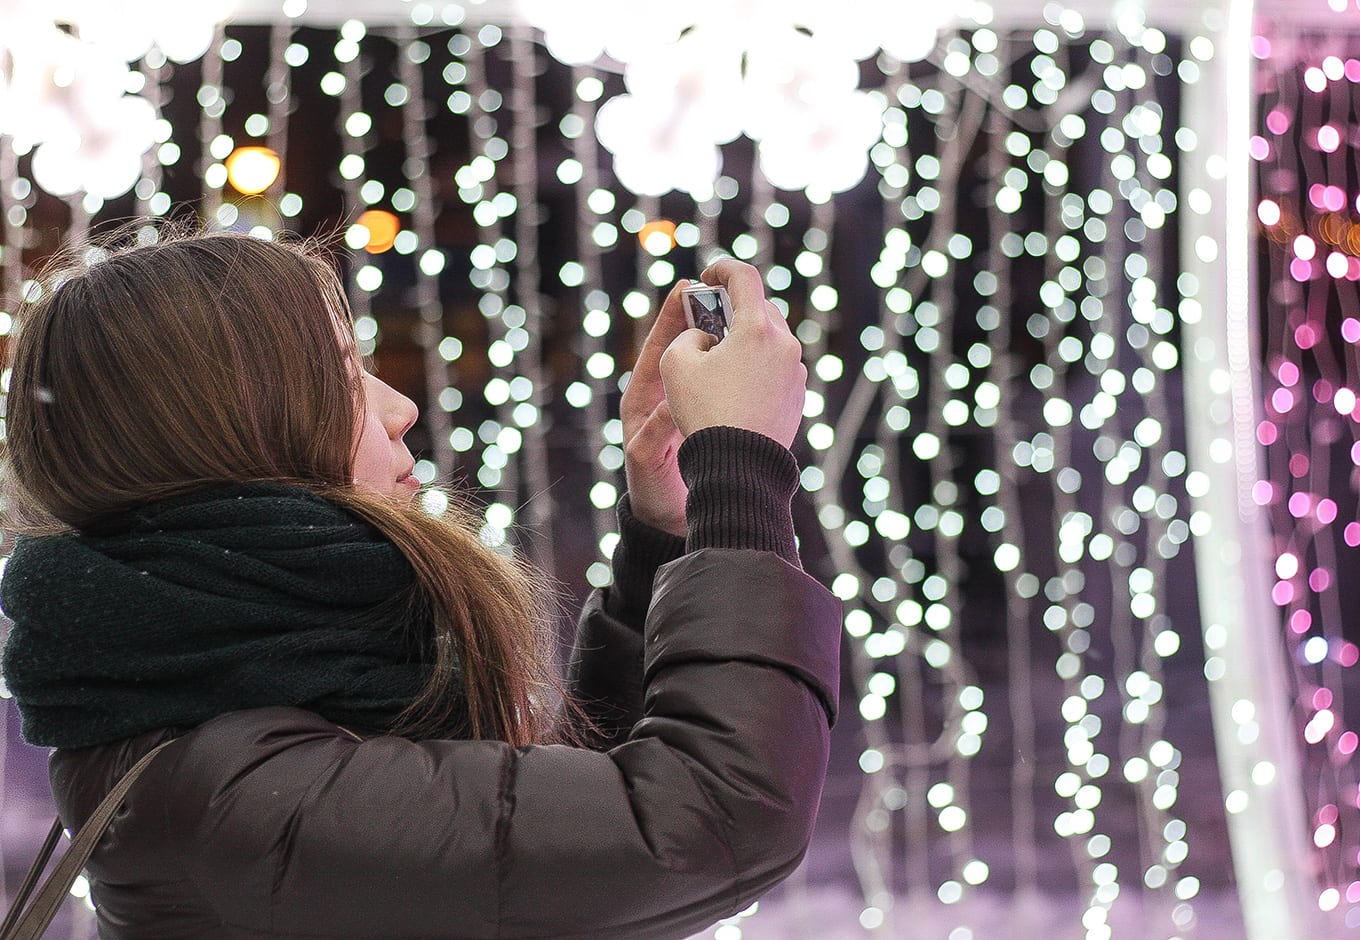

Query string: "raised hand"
[[659, 259, 807, 450], [619, 279, 693, 537]]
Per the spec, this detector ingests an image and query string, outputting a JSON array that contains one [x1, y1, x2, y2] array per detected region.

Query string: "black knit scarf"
[[1, 484, 461, 749]]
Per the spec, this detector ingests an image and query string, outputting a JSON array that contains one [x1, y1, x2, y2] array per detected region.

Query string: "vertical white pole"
[[1179, 0, 1331, 936]]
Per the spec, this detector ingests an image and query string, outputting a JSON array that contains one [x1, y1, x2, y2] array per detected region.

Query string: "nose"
[[384, 385, 419, 440], [367, 372, 418, 439]]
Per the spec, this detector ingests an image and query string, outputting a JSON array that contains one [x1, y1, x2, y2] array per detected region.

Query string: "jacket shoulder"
[[50, 707, 380, 938]]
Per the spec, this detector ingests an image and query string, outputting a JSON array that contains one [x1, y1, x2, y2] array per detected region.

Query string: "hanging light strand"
[[198, 25, 228, 222], [568, 62, 619, 586], [505, 23, 555, 567], [264, 22, 294, 208], [336, 18, 377, 332], [396, 24, 458, 488]]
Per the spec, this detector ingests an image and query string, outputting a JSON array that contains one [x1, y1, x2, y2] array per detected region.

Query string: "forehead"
[[331, 315, 376, 380]]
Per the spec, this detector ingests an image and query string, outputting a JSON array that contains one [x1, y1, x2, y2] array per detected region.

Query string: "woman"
[[0, 232, 840, 939]]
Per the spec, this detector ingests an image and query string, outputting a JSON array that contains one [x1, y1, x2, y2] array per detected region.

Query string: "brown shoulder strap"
[[0, 739, 174, 940]]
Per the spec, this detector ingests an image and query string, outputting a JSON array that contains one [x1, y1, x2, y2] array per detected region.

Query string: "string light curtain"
[[822, 7, 1225, 937], [0, 1, 1351, 938], [1250, 0, 1360, 933]]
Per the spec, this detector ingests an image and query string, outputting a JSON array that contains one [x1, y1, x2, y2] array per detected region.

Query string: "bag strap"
[[0, 820, 63, 938], [0, 739, 174, 940]]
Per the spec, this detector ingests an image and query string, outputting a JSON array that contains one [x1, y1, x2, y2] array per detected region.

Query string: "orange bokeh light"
[[638, 219, 677, 254], [357, 209, 400, 253]]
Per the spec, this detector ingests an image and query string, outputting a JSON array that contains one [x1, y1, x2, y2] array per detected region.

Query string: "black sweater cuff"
[[603, 494, 687, 625], [677, 426, 800, 566]]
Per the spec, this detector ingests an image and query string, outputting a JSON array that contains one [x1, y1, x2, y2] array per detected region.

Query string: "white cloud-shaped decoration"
[[516, 0, 691, 66], [519, 0, 957, 197], [31, 95, 157, 199], [48, 0, 237, 65], [595, 92, 723, 198], [756, 88, 885, 200], [0, 0, 232, 198]]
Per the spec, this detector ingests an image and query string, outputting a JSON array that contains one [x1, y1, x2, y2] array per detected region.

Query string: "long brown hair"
[[4, 230, 563, 746]]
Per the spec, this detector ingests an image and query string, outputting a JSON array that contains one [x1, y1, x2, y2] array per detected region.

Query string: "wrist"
[[677, 426, 801, 565], [627, 498, 686, 539]]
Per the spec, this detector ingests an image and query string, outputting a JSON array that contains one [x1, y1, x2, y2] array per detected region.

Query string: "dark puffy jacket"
[[49, 548, 841, 939]]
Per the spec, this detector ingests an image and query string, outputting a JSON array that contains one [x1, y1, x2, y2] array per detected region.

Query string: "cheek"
[[351, 413, 391, 484]]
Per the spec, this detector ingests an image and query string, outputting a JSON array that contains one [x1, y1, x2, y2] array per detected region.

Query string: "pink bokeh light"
[[1273, 386, 1296, 414], [1318, 500, 1339, 525], [1289, 491, 1312, 516], [1274, 580, 1296, 605], [1291, 609, 1314, 634], [1340, 732, 1359, 757]]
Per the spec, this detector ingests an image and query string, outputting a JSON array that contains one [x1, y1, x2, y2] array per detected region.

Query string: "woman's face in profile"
[[352, 369, 421, 500]]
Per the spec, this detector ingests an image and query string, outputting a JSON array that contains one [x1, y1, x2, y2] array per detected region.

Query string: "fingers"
[[700, 259, 769, 331], [632, 278, 693, 382], [666, 327, 718, 360], [659, 328, 716, 381]]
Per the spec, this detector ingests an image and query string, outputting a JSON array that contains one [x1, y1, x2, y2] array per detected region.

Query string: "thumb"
[[628, 398, 682, 456]]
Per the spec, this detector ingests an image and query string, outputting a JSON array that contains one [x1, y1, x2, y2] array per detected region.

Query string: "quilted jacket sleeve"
[[567, 426, 808, 752], [166, 548, 840, 939], [566, 494, 685, 750]]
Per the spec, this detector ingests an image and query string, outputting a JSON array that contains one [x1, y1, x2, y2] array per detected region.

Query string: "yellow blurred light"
[[357, 209, 400, 253], [638, 219, 677, 255], [225, 146, 281, 195]]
